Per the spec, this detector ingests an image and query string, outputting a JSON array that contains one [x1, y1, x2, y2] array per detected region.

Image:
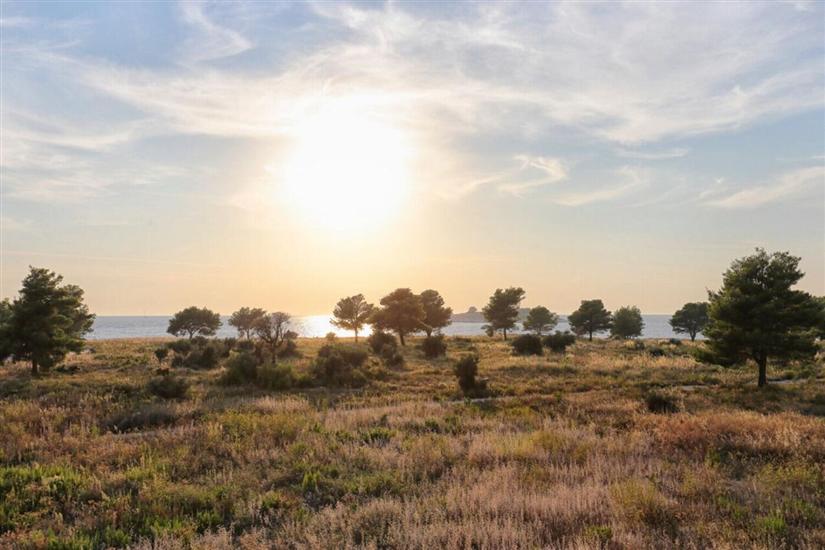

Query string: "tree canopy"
[[167, 307, 221, 340], [704, 249, 822, 387], [331, 294, 375, 342], [522, 306, 558, 335], [370, 288, 425, 346], [228, 307, 266, 339], [2, 267, 95, 374], [610, 306, 644, 339], [568, 299, 612, 341], [253, 311, 293, 359], [419, 289, 452, 336], [670, 302, 709, 341], [482, 287, 525, 340]]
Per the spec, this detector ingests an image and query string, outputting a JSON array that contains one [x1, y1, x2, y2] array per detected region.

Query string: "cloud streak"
[[708, 166, 825, 208]]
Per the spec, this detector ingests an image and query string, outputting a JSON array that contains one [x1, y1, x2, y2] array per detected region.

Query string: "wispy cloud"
[[707, 166, 825, 208], [554, 166, 648, 207], [178, 1, 252, 63], [616, 147, 689, 160]]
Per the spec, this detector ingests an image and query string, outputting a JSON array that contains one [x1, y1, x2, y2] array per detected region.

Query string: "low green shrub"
[[454, 354, 486, 395], [147, 374, 189, 399], [511, 334, 543, 356], [543, 331, 576, 353], [257, 362, 295, 391], [380, 345, 405, 367], [221, 352, 259, 385], [104, 404, 178, 433], [312, 344, 370, 387], [367, 331, 397, 354], [645, 389, 680, 414], [421, 335, 447, 358]]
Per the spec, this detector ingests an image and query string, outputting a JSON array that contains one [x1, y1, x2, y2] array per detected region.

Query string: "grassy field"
[[1, 336, 824, 549]]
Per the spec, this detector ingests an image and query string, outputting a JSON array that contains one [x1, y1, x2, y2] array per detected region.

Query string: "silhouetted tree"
[[167, 306, 221, 340], [419, 289, 452, 336], [253, 311, 294, 360], [522, 306, 558, 335], [370, 288, 425, 346], [331, 294, 375, 342], [611, 306, 644, 339], [568, 299, 612, 341], [0, 299, 12, 362], [3, 267, 94, 374], [670, 302, 709, 341], [228, 307, 266, 339], [705, 249, 822, 387], [482, 287, 525, 340]]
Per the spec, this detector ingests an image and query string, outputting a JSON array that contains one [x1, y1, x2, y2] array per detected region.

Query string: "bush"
[[222, 352, 259, 385], [167, 339, 192, 355], [421, 334, 447, 358], [543, 331, 576, 353], [668, 338, 682, 346], [367, 331, 397, 354], [511, 334, 543, 356], [184, 344, 220, 369], [257, 362, 295, 390], [153, 347, 169, 364], [325, 332, 337, 342], [454, 354, 485, 394], [312, 344, 369, 387], [277, 338, 300, 359], [648, 346, 666, 358], [645, 389, 680, 414], [147, 374, 189, 399], [381, 344, 405, 367], [104, 404, 177, 433]]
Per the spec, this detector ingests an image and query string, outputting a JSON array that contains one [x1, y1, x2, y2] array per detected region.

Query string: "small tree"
[[228, 307, 266, 339], [253, 312, 293, 360], [522, 306, 558, 335], [611, 306, 644, 339], [370, 288, 425, 346], [331, 294, 375, 342], [167, 307, 221, 340], [705, 249, 822, 387], [0, 299, 12, 362], [419, 289, 452, 336], [154, 347, 169, 366], [568, 299, 612, 341], [482, 287, 525, 340], [669, 302, 709, 342], [4, 267, 95, 374]]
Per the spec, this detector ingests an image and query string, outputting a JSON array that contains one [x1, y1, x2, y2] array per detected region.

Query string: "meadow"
[[1, 336, 823, 549]]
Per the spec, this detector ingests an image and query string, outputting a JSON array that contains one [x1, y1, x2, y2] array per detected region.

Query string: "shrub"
[[381, 345, 405, 367], [367, 331, 397, 354], [184, 344, 220, 369], [454, 354, 482, 393], [257, 362, 295, 390], [312, 344, 369, 387], [167, 339, 192, 355], [511, 334, 543, 356], [648, 346, 666, 358], [104, 404, 177, 433], [645, 389, 680, 414], [420, 334, 447, 358], [221, 352, 259, 385], [147, 374, 189, 399], [543, 331, 576, 353], [277, 338, 300, 359], [668, 338, 682, 346], [325, 332, 337, 342], [153, 347, 169, 364], [221, 337, 237, 355]]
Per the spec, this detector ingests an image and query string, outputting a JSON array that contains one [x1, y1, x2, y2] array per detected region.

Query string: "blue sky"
[[1, 1, 823, 315]]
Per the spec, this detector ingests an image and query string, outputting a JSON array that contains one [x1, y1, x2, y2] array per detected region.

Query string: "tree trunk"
[[354, 329, 358, 343], [399, 332, 406, 346], [588, 329, 593, 342], [31, 359, 39, 376], [503, 328, 507, 340], [689, 331, 696, 342], [757, 355, 768, 388]]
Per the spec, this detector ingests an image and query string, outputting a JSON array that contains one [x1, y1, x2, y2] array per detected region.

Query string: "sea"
[[89, 314, 699, 340]]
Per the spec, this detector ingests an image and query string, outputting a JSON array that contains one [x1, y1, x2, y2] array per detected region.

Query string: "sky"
[[1, 0, 824, 316]]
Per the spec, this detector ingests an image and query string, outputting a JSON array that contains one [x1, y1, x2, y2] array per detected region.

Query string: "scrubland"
[[1, 337, 823, 549]]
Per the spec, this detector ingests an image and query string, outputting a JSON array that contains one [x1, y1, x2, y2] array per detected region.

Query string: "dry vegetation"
[[1, 337, 824, 549]]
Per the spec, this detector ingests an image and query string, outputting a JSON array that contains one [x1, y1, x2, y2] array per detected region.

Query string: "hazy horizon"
[[2, 1, 824, 316]]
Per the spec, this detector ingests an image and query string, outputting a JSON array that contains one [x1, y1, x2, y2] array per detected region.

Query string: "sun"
[[281, 109, 412, 233]]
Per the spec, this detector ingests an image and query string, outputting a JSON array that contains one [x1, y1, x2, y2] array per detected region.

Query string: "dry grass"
[[0, 336, 823, 549]]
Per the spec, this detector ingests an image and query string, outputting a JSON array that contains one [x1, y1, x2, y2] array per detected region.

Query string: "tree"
[[482, 287, 525, 340], [4, 267, 95, 374], [670, 302, 709, 342], [522, 306, 558, 335], [0, 299, 12, 362], [370, 288, 425, 346], [331, 294, 375, 342], [419, 289, 452, 336], [568, 299, 612, 341], [167, 306, 221, 340], [704, 249, 822, 388], [228, 307, 266, 339], [253, 311, 294, 359], [611, 306, 644, 339]]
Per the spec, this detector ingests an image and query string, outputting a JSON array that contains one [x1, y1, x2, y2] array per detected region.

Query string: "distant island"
[[451, 306, 531, 323]]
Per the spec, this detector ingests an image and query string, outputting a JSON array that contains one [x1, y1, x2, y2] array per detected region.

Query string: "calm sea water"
[[89, 314, 698, 340]]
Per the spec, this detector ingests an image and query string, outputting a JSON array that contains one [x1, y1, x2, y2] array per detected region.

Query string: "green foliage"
[[311, 344, 370, 387], [253, 312, 294, 359], [454, 354, 483, 394], [420, 334, 447, 358], [482, 287, 525, 340], [221, 351, 259, 385], [257, 362, 296, 390], [568, 299, 612, 341], [522, 306, 558, 335], [611, 305, 644, 339], [331, 294, 376, 342], [370, 288, 425, 346], [228, 307, 266, 339], [419, 289, 452, 336], [670, 302, 709, 342], [511, 334, 543, 356], [166, 306, 220, 340], [704, 249, 822, 387], [542, 331, 576, 353], [147, 374, 189, 399], [3, 267, 94, 374], [367, 330, 398, 354], [153, 347, 169, 365], [380, 345, 404, 367]]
